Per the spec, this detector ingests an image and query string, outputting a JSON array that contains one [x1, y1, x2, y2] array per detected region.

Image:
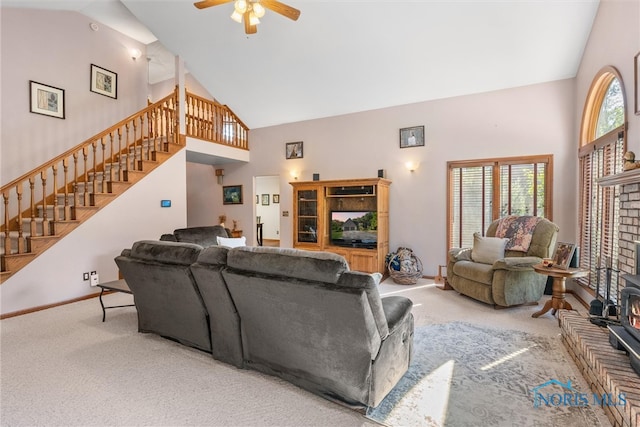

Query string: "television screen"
[[330, 211, 378, 249]]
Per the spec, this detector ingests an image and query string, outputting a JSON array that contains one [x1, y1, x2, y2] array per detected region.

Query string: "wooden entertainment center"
[[290, 177, 390, 274]]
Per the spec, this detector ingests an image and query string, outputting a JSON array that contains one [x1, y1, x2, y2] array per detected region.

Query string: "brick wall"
[[560, 310, 640, 426], [618, 182, 640, 277]]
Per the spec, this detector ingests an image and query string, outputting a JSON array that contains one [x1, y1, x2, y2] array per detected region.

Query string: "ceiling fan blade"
[[244, 11, 258, 34], [194, 0, 234, 10], [260, 0, 301, 21]]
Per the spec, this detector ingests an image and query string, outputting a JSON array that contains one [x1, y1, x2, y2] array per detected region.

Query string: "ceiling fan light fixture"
[[248, 11, 260, 26], [252, 2, 266, 18], [234, 0, 248, 14], [230, 10, 243, 23]]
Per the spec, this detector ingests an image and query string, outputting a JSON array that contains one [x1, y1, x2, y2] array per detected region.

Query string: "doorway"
[[255, 175, 280, 247]]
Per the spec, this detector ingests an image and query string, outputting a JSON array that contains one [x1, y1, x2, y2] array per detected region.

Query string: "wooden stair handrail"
[[1, 91, 178, 191]]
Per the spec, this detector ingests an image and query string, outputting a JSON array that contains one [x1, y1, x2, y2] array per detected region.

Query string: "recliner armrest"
[[492, 256, 542, 271], [448, 247, 472, 263], [381, 296, 413, 334]]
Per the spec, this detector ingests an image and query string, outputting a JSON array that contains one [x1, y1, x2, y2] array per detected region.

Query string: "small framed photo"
[[399, 125, 425, 148], [261, 194, 270, 206], [552, 242, 576, 270], [635, 52, 640, 115], [273, 194, 280, 204], [29, 81, 65, 119], [286, 141, 303, 159], [256, 195, 259, 204], [90, 64, 117, 99], [222, 185, 243, 205]]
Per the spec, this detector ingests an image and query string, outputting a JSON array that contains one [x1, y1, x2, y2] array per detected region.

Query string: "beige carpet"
[[0, 278, 612, 426]]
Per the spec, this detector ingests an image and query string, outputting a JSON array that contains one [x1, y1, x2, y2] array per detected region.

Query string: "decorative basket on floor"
[[386, 247, 423, 285]]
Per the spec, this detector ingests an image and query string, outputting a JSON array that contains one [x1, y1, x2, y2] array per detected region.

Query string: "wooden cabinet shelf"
[[291, 178, 390, 274]]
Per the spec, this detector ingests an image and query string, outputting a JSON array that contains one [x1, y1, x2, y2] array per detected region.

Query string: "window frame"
[[447, 154, 553, 251], [577, 66, 627, 297]]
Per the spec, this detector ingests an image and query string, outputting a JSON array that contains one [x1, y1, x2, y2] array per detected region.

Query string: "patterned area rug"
[[366, 322, 605, 427]]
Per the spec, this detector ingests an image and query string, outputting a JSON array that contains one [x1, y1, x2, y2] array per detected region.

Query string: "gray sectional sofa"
[[114, 241, 414, 409]]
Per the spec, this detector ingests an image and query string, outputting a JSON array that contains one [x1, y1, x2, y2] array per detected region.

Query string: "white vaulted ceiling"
[[3, 0, 600, 129]]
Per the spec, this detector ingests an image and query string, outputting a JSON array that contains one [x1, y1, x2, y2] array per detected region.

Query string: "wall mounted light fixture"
[[130, 48, 142, 61], [290, 170, 298, 180], [405, 161, 419, 172], [215, 168, 224, 185]]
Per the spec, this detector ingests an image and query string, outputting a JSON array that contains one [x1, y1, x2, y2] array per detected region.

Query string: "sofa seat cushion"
[[452, 260, 495, 285], [227, 246, 349, 284]]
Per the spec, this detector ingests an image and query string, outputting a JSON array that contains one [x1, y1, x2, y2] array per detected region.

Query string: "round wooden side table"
[[532, 264, 588, 318]]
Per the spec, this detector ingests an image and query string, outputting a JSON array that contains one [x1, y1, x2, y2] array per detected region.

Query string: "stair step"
[[2, 252, 38, 278], [28, 234, 60, 252], [1, 129, 179, 280]]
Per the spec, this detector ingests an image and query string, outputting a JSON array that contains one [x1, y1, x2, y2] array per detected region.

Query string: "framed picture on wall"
[[29, 81, 65, 119], [261, 194, 270, 205], [90, 64, 117, 99], [222, 185, 243, 205], [273, 194, 280, 203], [399, 126, 425, 148], [286, 141, 303, 159]]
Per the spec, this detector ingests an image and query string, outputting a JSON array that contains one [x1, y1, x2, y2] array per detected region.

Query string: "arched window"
[[578, 67, 627, 298]]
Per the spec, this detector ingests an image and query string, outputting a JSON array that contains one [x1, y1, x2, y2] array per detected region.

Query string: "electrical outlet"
[[90, 271, 99, 287], [83, 272, 90, 281]]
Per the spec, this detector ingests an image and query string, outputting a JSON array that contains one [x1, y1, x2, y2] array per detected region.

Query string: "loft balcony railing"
[[185, 91, 249, 150]]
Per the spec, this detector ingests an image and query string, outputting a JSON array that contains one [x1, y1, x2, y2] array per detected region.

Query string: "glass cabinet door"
[[296, 189, 318, 244]]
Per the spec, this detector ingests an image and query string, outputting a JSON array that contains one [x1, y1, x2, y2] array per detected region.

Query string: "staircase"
[[1, 88, 249, 283]]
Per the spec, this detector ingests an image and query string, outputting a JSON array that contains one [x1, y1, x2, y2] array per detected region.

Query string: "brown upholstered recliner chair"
[[447, 216, 559, 308]]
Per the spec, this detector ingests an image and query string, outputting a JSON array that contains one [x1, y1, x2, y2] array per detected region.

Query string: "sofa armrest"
[[381, 296, 413, 334], [492, 256, 542, 271], [448, 247, 472, 263]]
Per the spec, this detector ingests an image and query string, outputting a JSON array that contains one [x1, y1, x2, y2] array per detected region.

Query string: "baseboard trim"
[[0, 292, 99, 320]]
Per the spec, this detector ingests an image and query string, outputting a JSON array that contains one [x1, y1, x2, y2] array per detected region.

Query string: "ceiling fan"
[[194, 0, 301, 34]]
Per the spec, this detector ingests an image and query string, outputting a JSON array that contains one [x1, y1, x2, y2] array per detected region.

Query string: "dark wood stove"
[[609, 273, 640, 376]]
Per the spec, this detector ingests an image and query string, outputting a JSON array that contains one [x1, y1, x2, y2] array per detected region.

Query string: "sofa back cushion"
[[173, 225, 229, 247], [226, 246, 349, 284], [221, 247, 389, 403], [129, 240, 202, 264]]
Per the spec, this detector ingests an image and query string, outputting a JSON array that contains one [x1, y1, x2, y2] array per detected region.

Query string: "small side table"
[[532, 264, 588, 318], [97, 279, 134, 322], [230, 229, 243, 238]]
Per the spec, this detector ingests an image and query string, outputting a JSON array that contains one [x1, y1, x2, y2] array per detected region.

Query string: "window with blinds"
[[577, 129, 624, 300], [577, 70, 626, 302], [448, 155, 553, 250]]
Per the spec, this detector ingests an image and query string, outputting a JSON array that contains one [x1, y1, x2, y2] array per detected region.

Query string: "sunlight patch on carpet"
[[480, 346, 531, 371], [365, 321, 604, 427], [382, 359, 454, 427]]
